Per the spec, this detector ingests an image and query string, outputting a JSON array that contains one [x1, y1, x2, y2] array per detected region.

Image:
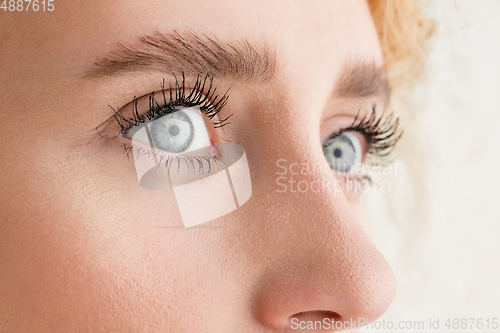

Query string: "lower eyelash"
[[123, 143, 224, 176]]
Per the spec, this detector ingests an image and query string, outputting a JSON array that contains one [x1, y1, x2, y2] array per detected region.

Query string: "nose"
[[248, 162, 396, 332]]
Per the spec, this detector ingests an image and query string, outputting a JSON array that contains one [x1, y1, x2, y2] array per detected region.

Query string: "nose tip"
[[253, 257, 396, 332]]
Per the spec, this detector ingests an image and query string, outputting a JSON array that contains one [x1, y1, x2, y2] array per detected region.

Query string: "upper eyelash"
[[325, 105, 403, 164], [108, 72, 232, 136]]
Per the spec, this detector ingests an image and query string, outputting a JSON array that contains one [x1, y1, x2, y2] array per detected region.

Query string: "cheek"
[[0, 144, 231, 329]]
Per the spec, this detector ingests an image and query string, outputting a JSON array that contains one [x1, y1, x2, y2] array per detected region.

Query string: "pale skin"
[[0, 0, 396, 332]]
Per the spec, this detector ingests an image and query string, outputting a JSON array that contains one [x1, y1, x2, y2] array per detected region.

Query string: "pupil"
[[333, 148, 342, 158], [168, 125, 180, 136]]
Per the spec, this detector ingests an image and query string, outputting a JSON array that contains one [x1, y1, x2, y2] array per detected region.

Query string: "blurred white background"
[[364, 1, 500, 332]]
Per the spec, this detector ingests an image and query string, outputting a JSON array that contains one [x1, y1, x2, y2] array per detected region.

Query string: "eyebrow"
[[85, 30, 277, 83], [334, 60, 390, 100], [86, 30, 389, 100]]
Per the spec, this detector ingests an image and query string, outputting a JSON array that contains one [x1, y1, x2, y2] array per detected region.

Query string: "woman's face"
[[0, 0, 396, 331]]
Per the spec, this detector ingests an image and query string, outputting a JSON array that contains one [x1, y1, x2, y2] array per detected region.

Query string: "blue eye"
[[125, 107, 211, 155], [322, 132, 362, 172], [148, 110, 194, 153]]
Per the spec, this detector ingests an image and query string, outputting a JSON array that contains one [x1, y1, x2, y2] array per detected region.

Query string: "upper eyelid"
[[95, 74, 232, 139]]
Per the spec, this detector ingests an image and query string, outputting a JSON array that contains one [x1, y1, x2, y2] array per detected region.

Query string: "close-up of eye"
[[320, 109, 401, 188], [124, 107, 211, 154], [322, 132, 362, 173], [1, 1, 499, 332]]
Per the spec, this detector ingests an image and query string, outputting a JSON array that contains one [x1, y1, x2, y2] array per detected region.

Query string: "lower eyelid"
[[334, 172, 370, 195], [121, 141, 221, 183]]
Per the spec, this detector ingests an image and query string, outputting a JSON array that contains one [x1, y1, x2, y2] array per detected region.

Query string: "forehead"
[[0, 0, 382, 81]]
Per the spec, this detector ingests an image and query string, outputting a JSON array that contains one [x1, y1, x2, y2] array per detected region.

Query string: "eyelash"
[[110, 73, 232, 136], [325, 105, 402, 165]]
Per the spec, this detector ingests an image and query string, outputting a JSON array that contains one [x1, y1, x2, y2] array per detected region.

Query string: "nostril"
[[291, 310, 341, 321], [289, 310, 342, 330]]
